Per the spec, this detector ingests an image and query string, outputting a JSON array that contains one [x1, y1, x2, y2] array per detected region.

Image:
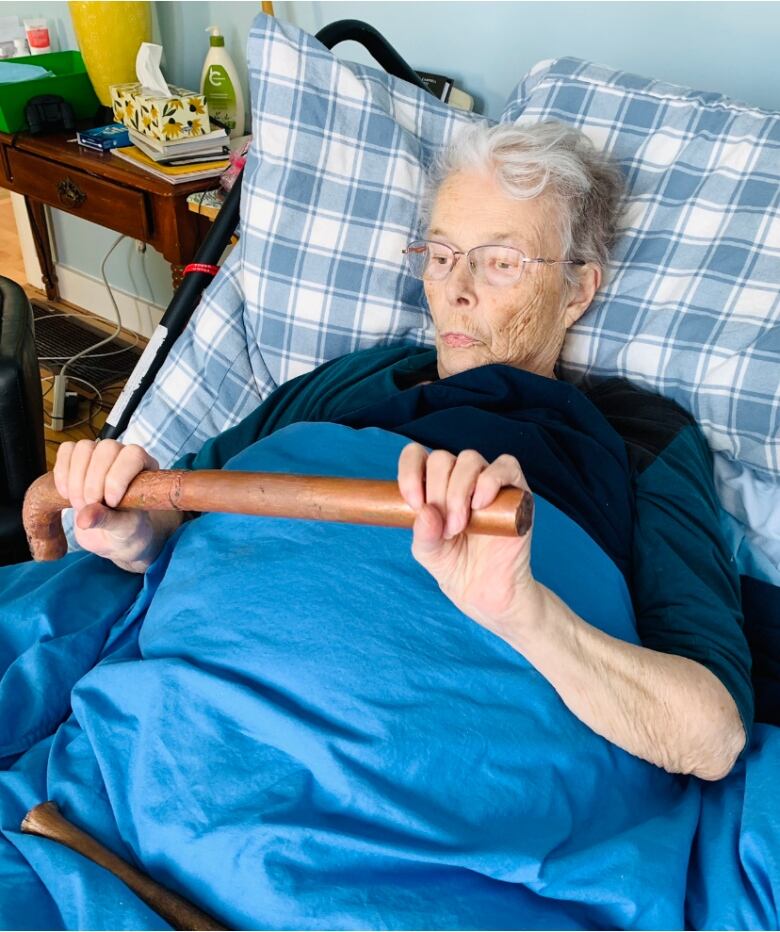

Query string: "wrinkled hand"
[[397, 444, 537, 639], [53, 439, 175, 573]]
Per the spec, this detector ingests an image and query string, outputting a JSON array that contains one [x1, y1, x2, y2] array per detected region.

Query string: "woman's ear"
[[563, 263, 602, 329]]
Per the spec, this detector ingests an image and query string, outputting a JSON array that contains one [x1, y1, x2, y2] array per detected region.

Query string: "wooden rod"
[[21, 802, 227, 931], [23, 470, 533, 562]]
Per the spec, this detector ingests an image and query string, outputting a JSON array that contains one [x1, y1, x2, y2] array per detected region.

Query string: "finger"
[[75, 502, 144, 544], [411, 503, 446, 560], [472, 454, 530, 510], [444, 449, 487, 539], [103, 445, 159, 509], [398, 443, 428, 510], [82, 440, 124, 506], [67, 439, 100, 512], [424, 450, 456, 521], [53, 441, 75, 501]]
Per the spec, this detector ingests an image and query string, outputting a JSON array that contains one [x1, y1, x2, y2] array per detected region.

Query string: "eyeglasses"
[[402, 240, 585, 287]]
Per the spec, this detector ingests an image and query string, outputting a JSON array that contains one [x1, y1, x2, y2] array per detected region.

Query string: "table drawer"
[[7, 149, 149, 240]]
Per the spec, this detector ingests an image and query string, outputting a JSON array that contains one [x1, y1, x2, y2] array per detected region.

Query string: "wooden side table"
[[0, 129, 214, 301]]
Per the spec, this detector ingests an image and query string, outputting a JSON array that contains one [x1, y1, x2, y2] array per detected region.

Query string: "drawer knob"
[[57, 177, 86, 208]]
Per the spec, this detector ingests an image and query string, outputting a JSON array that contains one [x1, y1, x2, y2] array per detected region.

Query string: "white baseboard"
[[55, 264, 165, 339], [10, 192, 44, 290]]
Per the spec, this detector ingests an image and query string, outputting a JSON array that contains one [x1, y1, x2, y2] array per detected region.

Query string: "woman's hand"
[[397, 443, 538, 640], [53, 439, 182, 573]]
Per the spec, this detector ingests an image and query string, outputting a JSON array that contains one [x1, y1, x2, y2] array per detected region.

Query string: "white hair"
[[420, 121, 626, 287]]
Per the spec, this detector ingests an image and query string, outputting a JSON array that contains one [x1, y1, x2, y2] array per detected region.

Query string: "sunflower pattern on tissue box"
[[110, 82, 211, 140]]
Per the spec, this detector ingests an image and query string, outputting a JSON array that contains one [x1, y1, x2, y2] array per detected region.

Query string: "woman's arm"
[[398, 444, 746, 781], [583, 378, 754, 765], [504, 581, 746, 780]]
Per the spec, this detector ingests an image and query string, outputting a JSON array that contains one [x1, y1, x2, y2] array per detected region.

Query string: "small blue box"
[[76, 123, 130, 151]]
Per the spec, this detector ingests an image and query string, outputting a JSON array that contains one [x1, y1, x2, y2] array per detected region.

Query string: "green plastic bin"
[[0, 50, 100, 133]]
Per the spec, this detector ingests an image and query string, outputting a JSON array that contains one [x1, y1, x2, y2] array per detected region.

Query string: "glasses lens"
[[473, 245, 525, 286], [404, 241, 453, 280]]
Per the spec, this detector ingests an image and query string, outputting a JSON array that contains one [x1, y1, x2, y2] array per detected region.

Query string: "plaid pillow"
[[126, 32, 778, 493], [502, 57, 780, 480], [123, 14, 478, 465]]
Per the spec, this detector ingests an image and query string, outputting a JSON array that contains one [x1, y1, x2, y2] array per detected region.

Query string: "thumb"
[[75, 503, 142, 543], [411, 503, 457, 566]]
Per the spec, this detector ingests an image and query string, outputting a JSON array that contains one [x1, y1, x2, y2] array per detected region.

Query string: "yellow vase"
[[68, 1, 152, 107]]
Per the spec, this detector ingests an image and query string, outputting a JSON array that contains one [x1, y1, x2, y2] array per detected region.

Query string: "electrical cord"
[[44, 234, 125, 431], [63, 233, 126, 376], [138, 240, 158, 335], [36, 234, 139, 364], [41, 374, 104, 431]]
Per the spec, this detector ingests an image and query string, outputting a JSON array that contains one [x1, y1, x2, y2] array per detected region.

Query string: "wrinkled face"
[[425, 169, 579, 380]]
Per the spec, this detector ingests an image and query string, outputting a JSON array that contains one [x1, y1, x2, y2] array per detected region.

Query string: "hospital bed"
[[2, 12, 779, 930]]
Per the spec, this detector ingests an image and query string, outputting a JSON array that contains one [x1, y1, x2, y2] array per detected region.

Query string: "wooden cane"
[[23, 469, 534, 561], [21, 802, 227, 931]]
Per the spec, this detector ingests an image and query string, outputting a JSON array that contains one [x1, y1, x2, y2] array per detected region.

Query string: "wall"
[[282, 1, 780, 120], [3, 1, 780, 330]]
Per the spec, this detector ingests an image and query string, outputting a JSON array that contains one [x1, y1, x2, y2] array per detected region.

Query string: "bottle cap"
[[206, 25, 225, 47]]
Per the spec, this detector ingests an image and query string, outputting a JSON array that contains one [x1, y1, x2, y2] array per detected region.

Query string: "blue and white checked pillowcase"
[[123, 14, 479, 465], [502, 58, 779, 479], [123, 246, 267, 460]]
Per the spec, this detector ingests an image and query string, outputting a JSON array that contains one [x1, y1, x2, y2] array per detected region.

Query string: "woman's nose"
[[444, 254, 477, 307]]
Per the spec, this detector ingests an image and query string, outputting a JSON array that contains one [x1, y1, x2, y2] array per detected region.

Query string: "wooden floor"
[[0, 192, 133, 469], [0, 191, 25, 287]]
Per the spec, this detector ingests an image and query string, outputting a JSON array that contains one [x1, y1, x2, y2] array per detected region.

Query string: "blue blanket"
[[0, 424, 778, 930]]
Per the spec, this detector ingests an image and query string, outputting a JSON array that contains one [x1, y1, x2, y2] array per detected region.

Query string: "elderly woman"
[[52, 121, 748, 783]]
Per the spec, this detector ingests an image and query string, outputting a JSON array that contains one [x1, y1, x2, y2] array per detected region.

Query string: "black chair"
[[0, 275, 46, 565]]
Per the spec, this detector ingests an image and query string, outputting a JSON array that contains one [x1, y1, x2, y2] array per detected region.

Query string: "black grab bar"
[[315, 20, 430, 92]]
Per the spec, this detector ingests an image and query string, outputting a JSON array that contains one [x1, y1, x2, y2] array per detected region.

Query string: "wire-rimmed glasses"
[[402, 240, 585, 287]]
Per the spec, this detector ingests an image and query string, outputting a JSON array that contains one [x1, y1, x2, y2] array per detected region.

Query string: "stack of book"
[[112, 127, 233, 184], [128, 127, 230, 164]]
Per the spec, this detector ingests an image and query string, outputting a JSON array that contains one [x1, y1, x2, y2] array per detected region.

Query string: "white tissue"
[[135, 42, 169, 97]]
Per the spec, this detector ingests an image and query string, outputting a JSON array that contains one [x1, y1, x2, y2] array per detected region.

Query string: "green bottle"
[[200, 25, 245, 136]]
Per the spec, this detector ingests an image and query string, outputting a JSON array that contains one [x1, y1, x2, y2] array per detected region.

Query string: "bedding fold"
[[0, 420, 776, 930]]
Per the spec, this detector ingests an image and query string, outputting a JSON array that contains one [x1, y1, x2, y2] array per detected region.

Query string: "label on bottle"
[[25, 27, 50, 52], [203, 63, 237, 131]]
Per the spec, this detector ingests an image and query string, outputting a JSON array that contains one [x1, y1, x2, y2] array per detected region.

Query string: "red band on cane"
[[183, 263, 220, 278]]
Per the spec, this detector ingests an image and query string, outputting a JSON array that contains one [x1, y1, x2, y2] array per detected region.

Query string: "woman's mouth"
[[441, 332, 479, 348]]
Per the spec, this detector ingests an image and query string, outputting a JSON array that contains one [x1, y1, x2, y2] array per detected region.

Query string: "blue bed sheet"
[[0, 423, 777, 930]]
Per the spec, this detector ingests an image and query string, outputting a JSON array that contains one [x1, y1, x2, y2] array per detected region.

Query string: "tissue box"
[[110, 82, 210, 141]]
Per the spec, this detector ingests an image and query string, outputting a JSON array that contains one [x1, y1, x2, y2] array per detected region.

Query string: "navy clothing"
[[336, 364, 634, 581]]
